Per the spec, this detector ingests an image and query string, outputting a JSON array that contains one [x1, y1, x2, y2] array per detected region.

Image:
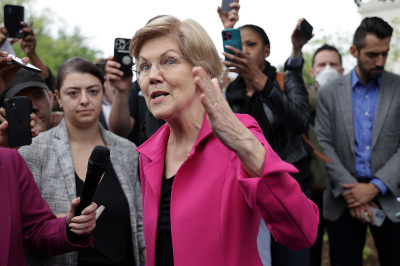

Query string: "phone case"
[[365, 206, 386, 227], [4, 5, 25, 39], [221, 0, 236, 13], [114, 38, 133, 77], [298, 19, 313, 40], [222, 28, 242, 62], [4, 96, 32, 147]]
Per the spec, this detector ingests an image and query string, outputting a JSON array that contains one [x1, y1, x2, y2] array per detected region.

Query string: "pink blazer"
[[0, 148, 91, 266], [137, 114, 319, 266]]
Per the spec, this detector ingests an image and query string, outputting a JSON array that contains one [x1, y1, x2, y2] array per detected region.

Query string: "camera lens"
[[8, 101, 16, 110]]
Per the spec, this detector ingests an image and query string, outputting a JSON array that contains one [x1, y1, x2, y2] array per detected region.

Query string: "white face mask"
[[314, 65, 340, 88]]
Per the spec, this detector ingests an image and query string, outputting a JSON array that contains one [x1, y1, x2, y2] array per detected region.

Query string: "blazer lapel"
[[336, 74, 355, 154], [137, 124, 169, 204], [372, 71, 395, 148], [0, 165, 11, 266], [54, 120, 77, 202]]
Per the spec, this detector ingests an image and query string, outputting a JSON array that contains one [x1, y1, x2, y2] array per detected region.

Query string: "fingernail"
[[396, 212, 400, 218], [19, 30, 22, 34], [20, 21, 24, 24], [396, 197, 400, 203]]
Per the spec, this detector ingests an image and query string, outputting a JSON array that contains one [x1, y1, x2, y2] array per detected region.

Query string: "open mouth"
[[151, 91, 169, 102]]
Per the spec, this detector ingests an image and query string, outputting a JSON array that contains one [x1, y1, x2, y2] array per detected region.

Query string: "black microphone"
[[68, 145, 110, 242]]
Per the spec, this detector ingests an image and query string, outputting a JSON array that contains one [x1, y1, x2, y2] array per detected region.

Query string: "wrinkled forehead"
[[138, 35, 182, 61]]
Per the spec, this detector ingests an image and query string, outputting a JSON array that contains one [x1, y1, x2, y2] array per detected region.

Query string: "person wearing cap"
[[0, 68, 63, 132]]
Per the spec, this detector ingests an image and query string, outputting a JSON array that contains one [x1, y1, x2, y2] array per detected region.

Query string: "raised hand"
[[217, 0, 240, 29]]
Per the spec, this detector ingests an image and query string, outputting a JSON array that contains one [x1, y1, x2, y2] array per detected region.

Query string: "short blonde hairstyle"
[[130, 15, 224, 79]]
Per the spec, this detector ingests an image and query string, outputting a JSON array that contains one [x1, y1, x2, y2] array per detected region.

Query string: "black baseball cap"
[[2, 68, 49, 99]]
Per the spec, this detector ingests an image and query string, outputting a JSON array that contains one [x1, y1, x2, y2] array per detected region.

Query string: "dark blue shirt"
[[351, 69, 387, 194]]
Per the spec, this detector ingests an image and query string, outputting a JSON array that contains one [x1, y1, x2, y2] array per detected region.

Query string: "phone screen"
[[4, 5, 25, 38], [9, 54, 42, 73]]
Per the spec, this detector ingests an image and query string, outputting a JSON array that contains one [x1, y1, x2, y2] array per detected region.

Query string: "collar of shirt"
[[351, 68, 382, 90]]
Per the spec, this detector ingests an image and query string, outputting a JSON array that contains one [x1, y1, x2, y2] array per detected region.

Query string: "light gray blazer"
[[19, 119, 145, 266], [315, 70, 400, 223]]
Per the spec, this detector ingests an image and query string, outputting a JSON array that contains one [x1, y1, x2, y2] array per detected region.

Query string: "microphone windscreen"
[[89, 145, 110, 167]]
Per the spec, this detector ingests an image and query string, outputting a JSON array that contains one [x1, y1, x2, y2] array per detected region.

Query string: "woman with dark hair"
[[19, 57, 145, 266], [219, 5, 314, 265]]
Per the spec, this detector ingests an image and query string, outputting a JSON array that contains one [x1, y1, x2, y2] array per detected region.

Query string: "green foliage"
[[386, 17, 400, 74], [1, 0, 102, 75]]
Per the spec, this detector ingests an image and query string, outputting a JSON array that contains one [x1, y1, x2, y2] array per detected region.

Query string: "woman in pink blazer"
[[0, 51, 97, 266], [106, 15, 319, 266]]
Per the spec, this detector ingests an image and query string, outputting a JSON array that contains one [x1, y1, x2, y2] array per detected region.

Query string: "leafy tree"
[[1, 0, 102, 75]]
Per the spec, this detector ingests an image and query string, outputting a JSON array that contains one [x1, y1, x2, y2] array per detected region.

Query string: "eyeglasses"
[[134, 56, 189, 78]]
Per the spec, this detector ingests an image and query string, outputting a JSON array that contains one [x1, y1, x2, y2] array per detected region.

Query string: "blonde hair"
[[130, 15, 223, 79]]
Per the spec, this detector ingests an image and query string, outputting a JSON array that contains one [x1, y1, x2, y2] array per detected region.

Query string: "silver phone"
[[8, 54, 42, 73], [365, 206, 386, 227]]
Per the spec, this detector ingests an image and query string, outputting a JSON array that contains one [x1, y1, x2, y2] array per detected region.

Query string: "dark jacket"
[[225, 61, 312, 189]]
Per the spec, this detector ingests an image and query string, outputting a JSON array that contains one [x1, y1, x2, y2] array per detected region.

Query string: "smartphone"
[[298, 19, 313, 40], [222, 28, 242, 62], [4, 5, 25, 39], [221, 0, 236, 13], [365, 206, 386, 227], [4, 96, 32, 147], [8, 54, 42, 73], [114, 38, 133, 77]]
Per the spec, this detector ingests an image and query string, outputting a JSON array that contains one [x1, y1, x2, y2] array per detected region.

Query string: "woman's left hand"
[[193, 67, 265, 177], [193, 67, 239, 150]]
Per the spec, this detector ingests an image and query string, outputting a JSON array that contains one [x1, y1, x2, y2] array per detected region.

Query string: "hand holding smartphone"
[[4, 5, 25, 39], [221, 0, 236, 13], [8, 54, 42, 73], [4, 96, 32, 147], [298, 19, 313, 40], [365, 206, 386, 227], [222, 28, 242, 63], [114, 38, 133, 77]]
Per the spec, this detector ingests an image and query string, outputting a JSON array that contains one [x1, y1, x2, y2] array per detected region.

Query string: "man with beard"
[[315, 17, 400, 266]]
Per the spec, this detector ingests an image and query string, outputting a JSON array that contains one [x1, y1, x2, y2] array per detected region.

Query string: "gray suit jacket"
[[315, 70, 400, 223], [19, 119, 145, 266]]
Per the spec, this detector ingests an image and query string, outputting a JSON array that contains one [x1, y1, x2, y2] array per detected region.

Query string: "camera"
[[222, 31, 233, 41]]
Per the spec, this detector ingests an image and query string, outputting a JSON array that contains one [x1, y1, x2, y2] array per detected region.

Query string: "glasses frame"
[[133, 56, 189, 78]]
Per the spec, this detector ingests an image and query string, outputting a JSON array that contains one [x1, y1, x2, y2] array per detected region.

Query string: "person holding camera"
[[0, 50, 98, 266], [218, 3, 314, 266], [0, 68, 64, 133]]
